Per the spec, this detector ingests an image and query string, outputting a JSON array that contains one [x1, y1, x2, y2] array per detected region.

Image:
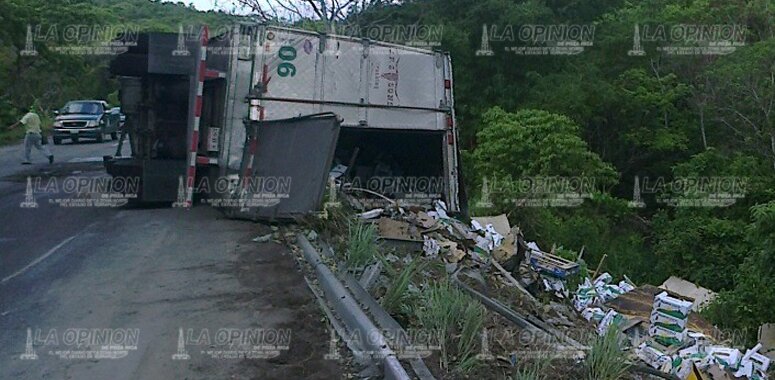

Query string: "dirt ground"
[[233, 233, 345, 379]]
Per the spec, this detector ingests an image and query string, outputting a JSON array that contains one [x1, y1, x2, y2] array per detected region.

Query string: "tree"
[[706, 38, 775, 170], [230, 0, 395, 23], [472, 107, 618, 182]]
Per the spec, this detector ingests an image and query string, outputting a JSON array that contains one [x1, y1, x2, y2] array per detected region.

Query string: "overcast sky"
[[163, 0, 317, 19], [163, 0, 231, 12]]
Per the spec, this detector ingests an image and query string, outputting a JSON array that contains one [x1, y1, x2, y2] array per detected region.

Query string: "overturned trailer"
[[106, 24, 464, 217]]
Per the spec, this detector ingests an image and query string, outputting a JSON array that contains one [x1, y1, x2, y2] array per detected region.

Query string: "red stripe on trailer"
[[195, 97, 203, 117], [184, 26, 209, 207], [261, 64, 270, 90], [190, 130, 199, 151], [205, 69, 224, 79], [198, 64, 207, 85]]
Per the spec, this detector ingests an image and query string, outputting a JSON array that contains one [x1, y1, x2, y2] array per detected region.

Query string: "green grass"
[[584, 328, 629, 380], [345, 221, 378, 268], [415, 280, 485, 373], [381, 257, 425, 315], [0, 128, 24, 146], [512, 356, 551, 380]]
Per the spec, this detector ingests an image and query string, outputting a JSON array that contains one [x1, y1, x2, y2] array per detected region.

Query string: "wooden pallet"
[[529, 251, 580, 278]]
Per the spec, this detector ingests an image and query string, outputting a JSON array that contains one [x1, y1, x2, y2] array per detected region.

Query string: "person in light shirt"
[[7, 105, 54, 164]]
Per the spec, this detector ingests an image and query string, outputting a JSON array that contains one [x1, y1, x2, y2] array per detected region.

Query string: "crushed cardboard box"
[[660, 276, 716, 312]]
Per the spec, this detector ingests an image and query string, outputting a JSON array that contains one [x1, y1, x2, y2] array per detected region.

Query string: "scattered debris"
[[573, 272, 634, 311], [307, 192, 769, 380], [597, 309, 625, 336], [329, 164, 348, 179], [659, 276, 717, 312], [252, 234, 272, 243], [528, 247, 580, 279], [377, 217, 422, 242], [358, 261, 383, 291], [422, 236, 440, 256], [357, 208, 384, 219], [759, 324, 775, 361], [471, 214, 511, 236]]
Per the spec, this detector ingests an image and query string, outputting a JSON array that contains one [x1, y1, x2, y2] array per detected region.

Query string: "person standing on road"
[[7, 106, 54, 165]]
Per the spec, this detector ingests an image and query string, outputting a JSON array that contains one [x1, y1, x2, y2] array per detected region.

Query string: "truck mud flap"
[[226, 113, 340, 221]]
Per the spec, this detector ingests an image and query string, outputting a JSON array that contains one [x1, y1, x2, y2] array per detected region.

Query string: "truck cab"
[[52, 100, 120, 144]]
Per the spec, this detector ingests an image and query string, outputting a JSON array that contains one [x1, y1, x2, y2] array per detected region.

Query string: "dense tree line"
[[0, 0, 236, 142], [347, 0, 775, 343]]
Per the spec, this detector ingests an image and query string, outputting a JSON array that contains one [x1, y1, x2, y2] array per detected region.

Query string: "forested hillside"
[[347, 0, 775, 342], [2, 0, 774, 342], [0, 0, 237, 142]]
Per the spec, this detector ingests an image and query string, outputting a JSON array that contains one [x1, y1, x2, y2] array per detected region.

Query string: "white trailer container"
[[219, 25, 463, 212], [107, 24, 463, 214]]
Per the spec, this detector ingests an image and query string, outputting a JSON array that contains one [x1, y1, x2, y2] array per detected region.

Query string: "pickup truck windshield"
[[62, 102, 102, 115]]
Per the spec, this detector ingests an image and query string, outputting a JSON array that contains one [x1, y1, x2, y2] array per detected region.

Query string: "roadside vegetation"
[[414, 280, 485, 374], [379, 256, 425, 315], [513, 356, 551, 380], [0, 0, 237, 144], [584, 328, 630, 380], [345, 221, 378, 268]]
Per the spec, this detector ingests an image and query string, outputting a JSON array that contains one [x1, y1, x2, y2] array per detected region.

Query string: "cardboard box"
[[707, 346, 741, 369], [653, 291, 692, 319], [650, 309, 688, 332], [649, 324, 687, 347], [636, 343, 673, 371]]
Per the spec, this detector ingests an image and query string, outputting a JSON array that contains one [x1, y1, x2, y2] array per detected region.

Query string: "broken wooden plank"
[[492, 260, 539, 303]]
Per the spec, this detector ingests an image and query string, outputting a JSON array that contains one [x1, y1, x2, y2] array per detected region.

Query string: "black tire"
[[53, 137, 62, 145], [72, 136, 79, 144], [110, 132, 118, 140]]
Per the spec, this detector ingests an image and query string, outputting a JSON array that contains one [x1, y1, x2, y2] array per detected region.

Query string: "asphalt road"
[[0, 139, 342, 379]]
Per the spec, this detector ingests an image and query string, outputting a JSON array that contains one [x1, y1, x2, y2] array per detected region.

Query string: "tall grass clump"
[[346, 221, 378, 268], [584, 327, 629, 380], [512, 355, 551, 380], [416, 280, 485, 373], [381, 257, 425, 315]]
